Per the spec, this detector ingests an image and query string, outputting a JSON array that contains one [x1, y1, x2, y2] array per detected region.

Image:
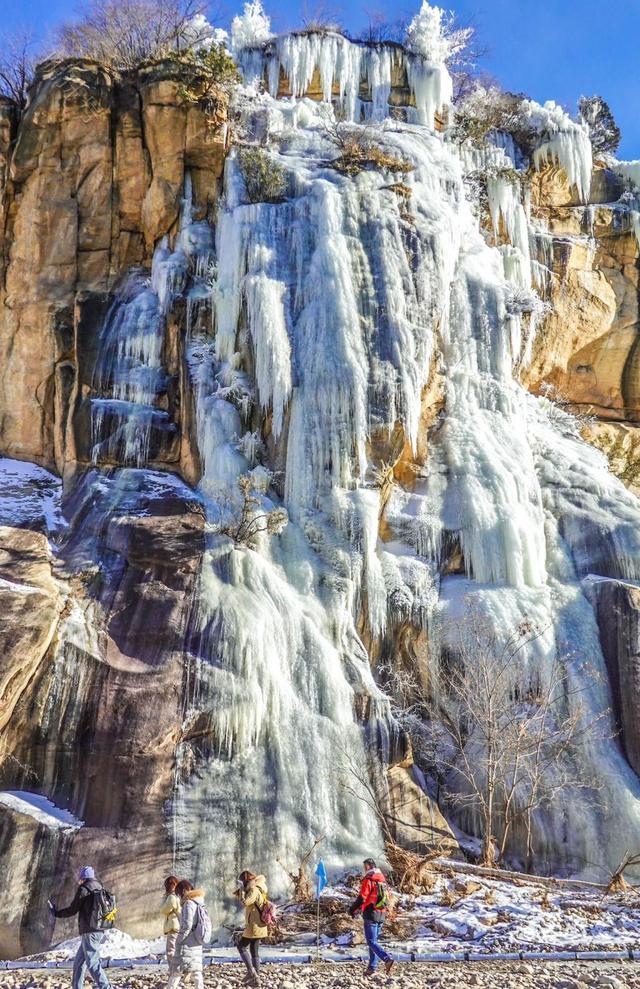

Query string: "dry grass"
[[332, 138, 414, 176], [385, 841, 439, 894]]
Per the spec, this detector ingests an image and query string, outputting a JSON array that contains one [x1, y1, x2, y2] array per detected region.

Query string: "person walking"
[[348, 858, 395, 977], [48, 866, 114, 989], [166, 880, 208, 989], [160, 876, 181, 966], [234, 870, 269, 986]]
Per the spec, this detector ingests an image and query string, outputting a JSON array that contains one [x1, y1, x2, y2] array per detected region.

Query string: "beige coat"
[[161, 892, 181, 935], [240, 876, 269, 939]]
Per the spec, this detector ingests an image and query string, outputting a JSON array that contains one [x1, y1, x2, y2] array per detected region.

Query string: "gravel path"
[[0, 960, 637, 989]]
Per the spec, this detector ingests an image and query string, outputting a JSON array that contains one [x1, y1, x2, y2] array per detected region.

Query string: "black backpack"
[[89, 886, 118, 930]]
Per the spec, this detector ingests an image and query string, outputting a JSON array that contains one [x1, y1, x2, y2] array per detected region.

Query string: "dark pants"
[[363, 919, 392, 970], [238, 936, 261, 975]]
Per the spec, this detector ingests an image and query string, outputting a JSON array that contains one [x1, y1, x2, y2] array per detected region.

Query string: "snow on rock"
[[0, 792, 83, 831], [522, 99, 593, 202], [614, 160, 640, 191], [0, 458, 64, 536]]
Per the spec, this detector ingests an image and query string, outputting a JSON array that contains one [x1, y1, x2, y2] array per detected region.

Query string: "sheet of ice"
[[0, 792, 83, 830]]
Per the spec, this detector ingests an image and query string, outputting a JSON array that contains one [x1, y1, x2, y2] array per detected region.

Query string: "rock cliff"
[[1, 30, 640, 960]]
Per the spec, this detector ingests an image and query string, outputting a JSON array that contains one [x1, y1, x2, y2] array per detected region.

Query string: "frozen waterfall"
[[71, 25, 640, 900]]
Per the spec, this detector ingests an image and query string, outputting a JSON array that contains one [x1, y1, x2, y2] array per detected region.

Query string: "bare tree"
[[218, 472, 289, 547], [55, 0, 214, 70], [336, 745, 452, 892], [276, 835, 325, 901], [0, 27, 40, 111], [606, 850, 640, 893], [435, 613, 611, 868]]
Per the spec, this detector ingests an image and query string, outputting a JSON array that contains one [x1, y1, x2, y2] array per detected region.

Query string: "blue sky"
[[5, 0, 639, 158]]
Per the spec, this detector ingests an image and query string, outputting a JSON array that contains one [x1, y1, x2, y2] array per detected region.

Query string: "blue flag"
[[315, 859, 327, 897]]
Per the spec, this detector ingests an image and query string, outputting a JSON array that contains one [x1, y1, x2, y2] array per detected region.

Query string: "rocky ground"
[[0, 961, 637, 989]]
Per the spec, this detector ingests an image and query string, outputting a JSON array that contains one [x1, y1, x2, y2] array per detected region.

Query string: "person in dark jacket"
[[348, 858, 395, 977], [48, 866, 113, 989]]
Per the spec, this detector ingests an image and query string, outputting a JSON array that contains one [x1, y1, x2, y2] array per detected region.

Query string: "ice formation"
[[231, 0, 273, 53], [239, 31, 453, 126], [29, 10, 640, 914], [523, 100, 593, 203]]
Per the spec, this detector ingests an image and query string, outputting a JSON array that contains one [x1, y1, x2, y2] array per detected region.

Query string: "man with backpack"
[[48, 866, 116, 989], [166, 879, 211, 989], [348, 858, 395, 977]]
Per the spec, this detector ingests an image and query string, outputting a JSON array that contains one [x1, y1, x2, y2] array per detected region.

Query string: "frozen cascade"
[[72, 28, 640, 899], [90, 272, 170, 467], [172, 71, 640, 882]]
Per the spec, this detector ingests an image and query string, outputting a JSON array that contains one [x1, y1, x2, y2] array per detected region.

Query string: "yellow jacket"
[[240, 876, 269, 939], [161, 892, 181, 935]]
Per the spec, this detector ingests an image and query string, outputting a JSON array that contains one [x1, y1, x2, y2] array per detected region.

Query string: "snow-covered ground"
[[12, 865, 640, 970], [0, 792, 83, 831]]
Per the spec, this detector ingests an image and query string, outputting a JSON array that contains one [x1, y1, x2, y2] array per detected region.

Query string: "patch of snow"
[[0, 792, 83, 831], [46, 930, 165, 961], [0, 458, 64, 536]]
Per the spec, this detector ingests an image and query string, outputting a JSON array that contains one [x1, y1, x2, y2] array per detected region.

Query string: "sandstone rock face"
[[385, 765, 458, 855], [524, 173, 640, 424], [0, 465, 205, 957], [0, 60, 227, 472]]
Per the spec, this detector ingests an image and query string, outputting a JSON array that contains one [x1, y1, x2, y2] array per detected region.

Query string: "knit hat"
[[79, 866, 95, 881]]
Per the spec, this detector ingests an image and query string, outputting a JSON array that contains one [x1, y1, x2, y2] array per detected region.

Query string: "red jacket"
[[350, 869, 387, 919]]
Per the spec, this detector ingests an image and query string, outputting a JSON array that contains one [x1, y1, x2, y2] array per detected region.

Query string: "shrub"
[[578, 95, 621, 156], [177, 43, 240, 113], [238, 147, 287, 203], [452, 84, 535, 152], [332, 135, 414, 176], [224, 472, 289, 547], [319, 112, 413, 176], [55, 0, 214, 70]]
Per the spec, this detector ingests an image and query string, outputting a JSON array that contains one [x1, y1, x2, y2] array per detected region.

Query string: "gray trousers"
[[72, 932, 112, 989]]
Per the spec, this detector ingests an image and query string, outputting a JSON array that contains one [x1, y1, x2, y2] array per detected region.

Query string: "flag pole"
[[316, 877, 321, 960], [315, 858, 327, 963]]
